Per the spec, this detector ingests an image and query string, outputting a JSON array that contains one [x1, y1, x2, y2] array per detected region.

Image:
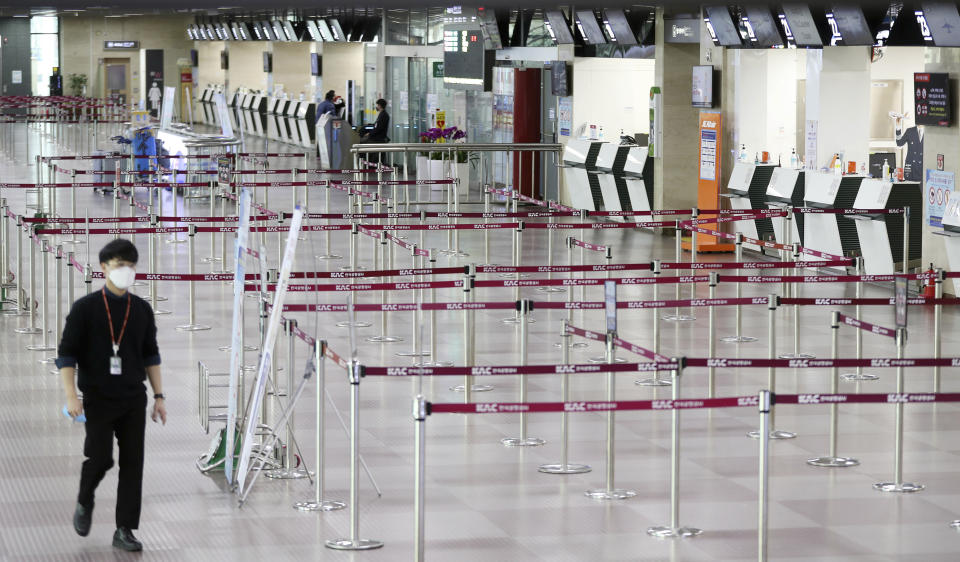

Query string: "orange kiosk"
[[684, 110, 733, 252]]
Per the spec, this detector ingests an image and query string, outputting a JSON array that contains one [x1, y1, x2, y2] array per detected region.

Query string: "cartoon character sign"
[[147, 81, 162, 115], [893, 112, 923, 182]]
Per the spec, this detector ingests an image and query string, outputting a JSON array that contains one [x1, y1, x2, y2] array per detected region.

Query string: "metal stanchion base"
[[294, 499, 346, 512], [59, 238, 85, 245], [440, 249, 469, 257], [395, 350, 430, 357], [152, 309, 171, 315], [498, 273, 530, 279], [662, 313, 696, 322], [536, 286, 566, 293], [264, 468, 311, 480], [840, 372, 880, 382], [647, 526, 702, 538], [165, 238, 187, 244], [415, 360, 453, 367], [315, 254, 343, 260], [538, 462, 591, 474], [501, 437, 545, 447], [950, 520, 960, 530], [241, 365, 258, 372], [339, 265, 368, 271], [25, 343, 55, 351], [325, 538, 384, 551], [219, 344, 258, 352], [553, 341, 588, 349], [873, 481, 924, 493], [336, 320, 372, 328], [585, 488, 636, 500], [747, 429, 797, 440], [39, 356, 57, 364], [720, 335, 758, 343], [154, 295, 168, 302], [14, 327, 42, 334], [200, 256, 223, 263], [807, 456, 860, 468], [779, 352, 816, 359], [501, 316, 535, 324], [588, 356, 627, 364], [366, 335, 403, 343], [176, 324, 212, 331], [635, 377, 672, 387], [450, 384, 494, 393]]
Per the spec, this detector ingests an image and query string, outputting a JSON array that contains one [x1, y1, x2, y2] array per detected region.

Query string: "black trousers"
[[77, 393, 147, 529]]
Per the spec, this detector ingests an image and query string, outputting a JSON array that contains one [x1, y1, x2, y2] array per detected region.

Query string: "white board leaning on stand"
[[235, 208, 305, 496], [225, 189, 252, 485]]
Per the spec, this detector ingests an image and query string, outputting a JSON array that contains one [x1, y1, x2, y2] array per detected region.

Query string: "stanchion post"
[[648, 357, 700, 537], [808, 311, 859, 468], [27, 239, 56, 351], [501, 300, 544, 447], [933, 268, 944, 393], [539, 319, 591, 474], [841, 256, 877, 382], [708, 272, 717, 397], [757, 389, 772, 562], [266, 318, 308, 480], [413, 394, 427, 562], [748, 295, 794, 439], [902, 206, 910, 275], [779, 242, 814, 359], [874, 327, 923, 493], [325, 360, 383, 551], [15, 232, 42, 334], [721, 233, 756, 343], [637, 259, 669, 387], [176, 224, 211, 331]]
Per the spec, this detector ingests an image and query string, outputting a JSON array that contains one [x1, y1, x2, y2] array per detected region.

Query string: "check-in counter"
[[199, 88, 214, 125], [249, 94, 268, 136], [765, 167, 805, 246], [265, 97, 282, 141], [593, 143, 654, 222], [723, 162, 777, 252], [285, 101, 302, 145], [802, 171, 863, 262], [227, 91, 242, 132], [850, 179, 922, 274], [562, 139, 603, 211], [295, 102, 317, 148], [622, 146, 653, 222]]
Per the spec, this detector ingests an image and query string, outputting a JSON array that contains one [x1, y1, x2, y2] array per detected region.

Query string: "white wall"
[[272, 42, 313, 99], [572, 57, 655, 139], [807, 47, 872, 169]]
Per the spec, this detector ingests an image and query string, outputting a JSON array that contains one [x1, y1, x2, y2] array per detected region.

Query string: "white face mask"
[[108, 266, 137, 290]]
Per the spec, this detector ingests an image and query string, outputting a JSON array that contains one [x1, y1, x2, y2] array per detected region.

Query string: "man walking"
[[58, 239, 165, 552]]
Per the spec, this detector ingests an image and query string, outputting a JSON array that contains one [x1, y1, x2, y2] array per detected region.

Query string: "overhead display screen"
[[604, 9, 638, 45], [921, 2, 960, 46], [704, 6, 742, 46], [915, 72, 951, 126], [744, 6, 784, 47], [781, 4, 823, 46], [575, 10, 607, 44], [443, 27, 490, 90], [544, 10, 575, 44], [830, 5, 875, 45]]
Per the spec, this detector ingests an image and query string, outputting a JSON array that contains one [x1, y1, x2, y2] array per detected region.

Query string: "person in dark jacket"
[[359, 98, 390, 164], [58, 238, 165, 552], [316, 90, 336, 123]]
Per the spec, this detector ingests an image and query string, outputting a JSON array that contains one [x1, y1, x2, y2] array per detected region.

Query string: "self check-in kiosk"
[[265, 97, 281, 141], [316, 114, 353, 169], [249, 94, 268, 137], [562, 139, 603, 211], [937, 197, 960, 293], [228, 90, 242, 133], [765, 167, 805, 246], [285, 101, 301, 145], [622, 146, 653, 222], [594, 144, 631, 218], [849, 179, 922, 274], [199, 88, 214, 125], [295, 102, 317, 149], [723, 162, 777, 251], [802, 171, 863, 262]]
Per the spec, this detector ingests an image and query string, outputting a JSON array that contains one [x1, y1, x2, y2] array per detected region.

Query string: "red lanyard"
[[102, 288, 131, 355]]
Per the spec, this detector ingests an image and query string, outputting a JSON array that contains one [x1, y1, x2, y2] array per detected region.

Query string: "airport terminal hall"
[[4, 1, 960, 560]]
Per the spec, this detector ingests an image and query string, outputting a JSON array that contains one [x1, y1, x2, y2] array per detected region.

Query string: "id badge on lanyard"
[[103, 289, 131, 376], [110, 344, 122, 375]]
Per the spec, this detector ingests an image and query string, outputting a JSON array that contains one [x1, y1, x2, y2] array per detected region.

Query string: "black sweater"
[[365, 110, 390, 143], [56, 288, 161, 399]]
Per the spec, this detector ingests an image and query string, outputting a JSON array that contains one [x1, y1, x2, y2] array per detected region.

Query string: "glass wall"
[[30, 16, 60, 96]]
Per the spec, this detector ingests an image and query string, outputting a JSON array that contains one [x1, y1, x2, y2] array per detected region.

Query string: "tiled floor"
[[0, 122, 958, 561]]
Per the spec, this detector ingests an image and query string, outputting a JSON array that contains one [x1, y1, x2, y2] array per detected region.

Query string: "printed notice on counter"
[[804, 120, 818, 170], [11, 71, 21, 84], [558, 96, 572, 137], [925, 169, 954, 227]]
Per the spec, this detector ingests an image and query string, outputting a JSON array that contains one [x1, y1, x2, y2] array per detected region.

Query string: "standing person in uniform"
[[58, 239, 165, 552], [359, 98, 390, 164]]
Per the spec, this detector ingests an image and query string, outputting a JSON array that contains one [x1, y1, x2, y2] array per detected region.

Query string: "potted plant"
[[67, 73, 88, 97], [420, 127, 470, 194]]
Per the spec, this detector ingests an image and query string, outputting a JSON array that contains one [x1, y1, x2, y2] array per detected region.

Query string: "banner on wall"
[[558, 96, 572, 137], [925, 169, 954, 227], [688, 111, 732, 252]]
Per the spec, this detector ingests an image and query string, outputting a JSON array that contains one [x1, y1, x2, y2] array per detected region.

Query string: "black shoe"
[[112, 527, 142, 552], [73, 503, 92, 537]]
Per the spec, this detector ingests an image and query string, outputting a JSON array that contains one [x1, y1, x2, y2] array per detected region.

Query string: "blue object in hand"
[[62, 405, 86, 423]]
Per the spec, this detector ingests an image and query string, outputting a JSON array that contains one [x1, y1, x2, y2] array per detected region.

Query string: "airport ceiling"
[[3, 1, 901, 16]]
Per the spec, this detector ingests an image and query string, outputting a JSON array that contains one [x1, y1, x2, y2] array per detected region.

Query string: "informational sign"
[[11, 71, 21, 84], [558, 96, 572, 137], [432, 61, 444, 78], [144, 49, 164, 118], [426, 94, 439, 114], [604, 280, 617, 332], [925, 169, 954, 227], [698, 113, 719, 181], [915, 72, 951, 126], [224, 188, 252, 485], [436, 110, 446, 128], [804, 120, 818, 170], [895, 276, 908, 328], [104, 40, 139, 50], [217, 156, 233, 188], [399, 90, 408, 111], [236, 208, 305, 494]]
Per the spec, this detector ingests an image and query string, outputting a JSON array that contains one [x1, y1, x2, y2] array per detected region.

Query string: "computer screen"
[[692, 66, 713, 108]]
